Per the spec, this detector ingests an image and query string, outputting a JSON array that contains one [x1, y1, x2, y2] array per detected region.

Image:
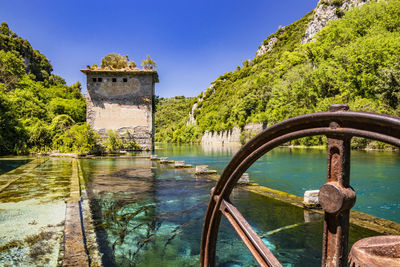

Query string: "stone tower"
[[81, 68, 158, 150]]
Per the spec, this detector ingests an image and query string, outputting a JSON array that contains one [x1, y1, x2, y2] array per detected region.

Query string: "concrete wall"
[[85, 72, 155, 150]]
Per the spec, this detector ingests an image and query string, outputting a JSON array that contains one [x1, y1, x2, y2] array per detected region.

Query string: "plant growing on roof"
[[141, 55, 157, 70], [100, 53, 137, 70]]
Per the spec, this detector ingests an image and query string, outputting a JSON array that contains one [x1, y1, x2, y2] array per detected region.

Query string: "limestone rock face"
[[201, 123, 266, 146], [187, 102, 198, 125], [302, 0, 369, 44], [255, 37, 278, 57]]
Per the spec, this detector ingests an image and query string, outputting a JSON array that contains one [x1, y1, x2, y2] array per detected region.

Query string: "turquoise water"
[[81, 156, 378, 266], [155, 144, 400, 223], [0, 144, 396, 266], [0, 158, 31, 175]]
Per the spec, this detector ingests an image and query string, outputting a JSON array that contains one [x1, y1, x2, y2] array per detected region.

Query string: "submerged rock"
[[195, 165, 217, 175]]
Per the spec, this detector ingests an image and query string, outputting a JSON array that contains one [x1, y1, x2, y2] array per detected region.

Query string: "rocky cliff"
[[302, 0, 369, 44], [255, 0, 369, 57]]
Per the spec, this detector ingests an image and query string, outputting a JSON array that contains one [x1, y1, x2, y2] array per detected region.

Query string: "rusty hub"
[[349, 235, 400, 267], [319, 183, 356, 214]]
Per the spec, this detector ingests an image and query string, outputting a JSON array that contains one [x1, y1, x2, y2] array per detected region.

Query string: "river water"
[[154, 144, 400, 223], [0, 144, 398, 266], [79, 142, 399, 266]]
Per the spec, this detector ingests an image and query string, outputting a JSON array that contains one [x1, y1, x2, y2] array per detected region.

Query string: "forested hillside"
[[155, 0, 400, 148], [0, 22, 88, 155], [154, 96, 199, 143]]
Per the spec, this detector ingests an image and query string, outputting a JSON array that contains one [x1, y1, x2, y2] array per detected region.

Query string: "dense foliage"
[[0, 22, 87, 155], [156, 0, 400, 148], [0, 22, 52, 81], [154, 96, 201, 143]]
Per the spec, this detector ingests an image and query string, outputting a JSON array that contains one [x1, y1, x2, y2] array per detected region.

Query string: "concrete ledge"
[[63, 201, 89, 267], [241, 183, 400, 235], [63, 159, 89, 266], [195, 169, 400, 235]]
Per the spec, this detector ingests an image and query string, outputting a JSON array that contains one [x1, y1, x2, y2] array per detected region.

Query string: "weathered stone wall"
[[201, 123, 266, 146], [85, 72, 155, 150]]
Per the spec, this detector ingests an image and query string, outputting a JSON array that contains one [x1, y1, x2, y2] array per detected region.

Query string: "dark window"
[[98, 77, 103, 82], [123, 78, 128, 82], [112, 78, 117, 82], [92, 78, 97, 82]]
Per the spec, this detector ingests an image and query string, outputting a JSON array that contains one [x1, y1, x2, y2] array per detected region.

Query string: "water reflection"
[[200, 143, 241, 155], [156, 144, 400, 222], [82, 157, 379, 266]]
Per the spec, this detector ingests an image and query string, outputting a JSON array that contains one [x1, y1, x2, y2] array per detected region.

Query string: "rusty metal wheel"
[[200, 104, 400, 267]]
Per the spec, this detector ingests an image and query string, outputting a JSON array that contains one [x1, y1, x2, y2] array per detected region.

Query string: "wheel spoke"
[[220, 199, 282, 267]]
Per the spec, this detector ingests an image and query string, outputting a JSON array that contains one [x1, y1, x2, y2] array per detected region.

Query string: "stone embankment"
[[201, 123, 265, 146]]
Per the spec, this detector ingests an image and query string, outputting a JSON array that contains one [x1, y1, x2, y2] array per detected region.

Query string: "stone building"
[[81, 68, 158, 150]]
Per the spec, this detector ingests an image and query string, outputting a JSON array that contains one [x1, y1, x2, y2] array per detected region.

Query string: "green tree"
[[0, 87, 26, 154], [0, 50, 25, 90]]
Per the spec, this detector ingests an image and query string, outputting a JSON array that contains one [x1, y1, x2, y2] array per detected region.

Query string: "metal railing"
[[200, 104, 400, 267]]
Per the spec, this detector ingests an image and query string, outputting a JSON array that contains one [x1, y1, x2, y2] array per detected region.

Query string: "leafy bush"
[[53, 124, 100, 154], [102, 130, 141, 152], [103, 130, 123, 152], [100, 53, 137, 70]]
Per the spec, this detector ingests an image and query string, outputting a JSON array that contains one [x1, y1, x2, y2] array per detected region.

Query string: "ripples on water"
[[155, 144, 400, 223], [81, 156, 379, 266]]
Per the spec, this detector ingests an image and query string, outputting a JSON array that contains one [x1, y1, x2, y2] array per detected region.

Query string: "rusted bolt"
[[319, 182, 356, 214], [329, 104, 349, 112]]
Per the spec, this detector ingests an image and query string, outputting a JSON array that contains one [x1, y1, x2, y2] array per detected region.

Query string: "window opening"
[[92, 78, 97, 82], [112, 78, 117, 82], [123, 78, 128, 82]]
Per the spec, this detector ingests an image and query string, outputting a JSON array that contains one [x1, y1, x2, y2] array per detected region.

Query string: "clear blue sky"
[[1, 0, 317, 97]]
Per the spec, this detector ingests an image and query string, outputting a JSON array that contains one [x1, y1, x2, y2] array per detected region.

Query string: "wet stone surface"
[[0, 158, 71, 266]]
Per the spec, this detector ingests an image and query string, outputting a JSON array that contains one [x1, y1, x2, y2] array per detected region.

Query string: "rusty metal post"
[[319, 104, 356, 267]]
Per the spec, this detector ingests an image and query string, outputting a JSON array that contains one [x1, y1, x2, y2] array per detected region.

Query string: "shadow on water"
[[0, 159, 32, 175], [81, 157, 380, 266]]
